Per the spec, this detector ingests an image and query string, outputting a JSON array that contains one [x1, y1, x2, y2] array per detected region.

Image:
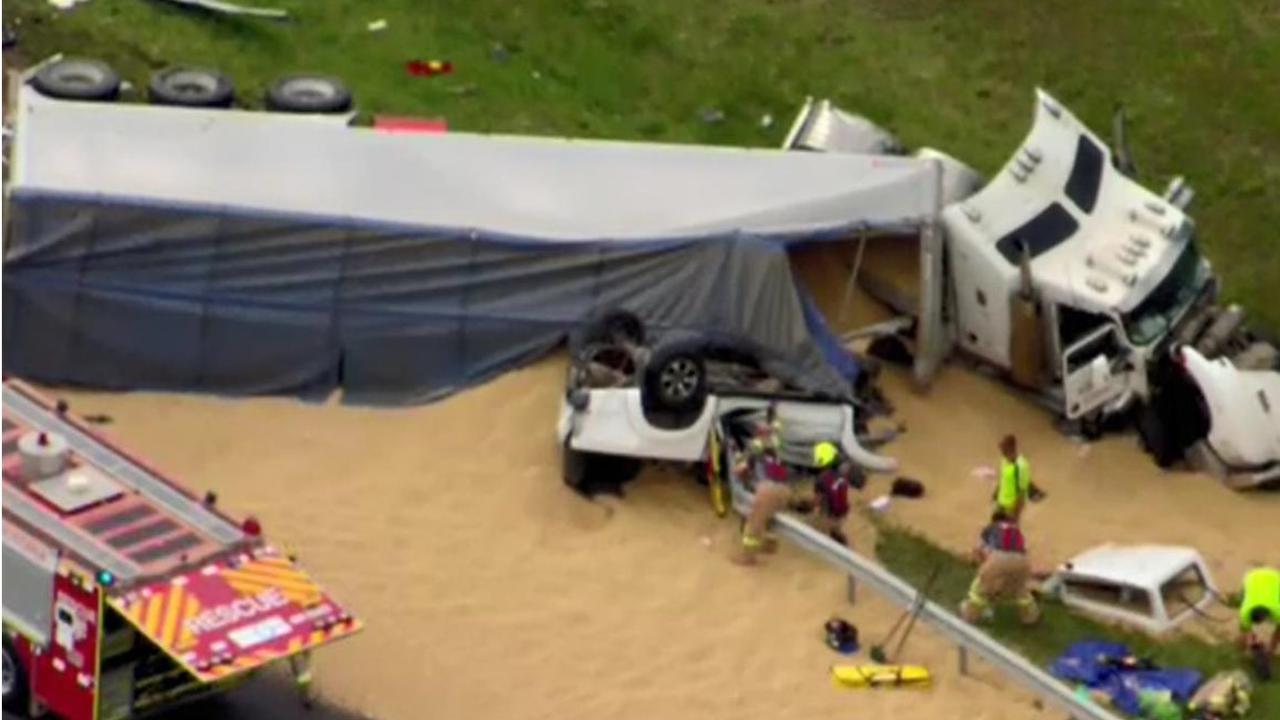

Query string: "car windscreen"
[[995, 202, 1079, 264], [1065, 135, 1105, 213]]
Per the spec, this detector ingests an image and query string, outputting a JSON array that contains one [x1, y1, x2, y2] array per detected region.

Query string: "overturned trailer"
[[3, 77, 951, 409]]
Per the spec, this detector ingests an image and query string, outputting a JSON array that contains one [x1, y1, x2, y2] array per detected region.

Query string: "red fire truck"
[[1, 378, 362, 719]]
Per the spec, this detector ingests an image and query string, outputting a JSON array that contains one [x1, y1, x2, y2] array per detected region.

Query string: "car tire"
[[642, 339, 708, 415], [3, 636, 29, 714], [265, 74, 353, 113], [574, 308, 646, 350], [32, 58, 121, 102], [149, 67, 235, 108], [563, 440, 588, 491], [1079, 412, 1104, 441]]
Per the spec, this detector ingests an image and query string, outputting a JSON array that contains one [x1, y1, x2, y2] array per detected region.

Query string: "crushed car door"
[[1061, 324, 1128, 419]]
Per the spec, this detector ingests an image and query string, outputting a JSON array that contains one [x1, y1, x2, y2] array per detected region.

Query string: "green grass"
[[5, 0, 1278, 332], [876, 525, 1278, 716]]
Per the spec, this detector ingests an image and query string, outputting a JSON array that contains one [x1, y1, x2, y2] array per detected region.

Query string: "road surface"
[[4, 670, 372, 720]]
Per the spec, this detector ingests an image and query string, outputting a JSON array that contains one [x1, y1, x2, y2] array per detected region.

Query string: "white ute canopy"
[[1047, 544, 1218, 635]]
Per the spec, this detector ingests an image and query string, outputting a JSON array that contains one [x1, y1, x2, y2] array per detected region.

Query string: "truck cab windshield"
[[1122, 240, 1206, 346]]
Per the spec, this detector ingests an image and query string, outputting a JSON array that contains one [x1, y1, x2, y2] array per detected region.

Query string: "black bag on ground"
[[891, 477, 925, 498]]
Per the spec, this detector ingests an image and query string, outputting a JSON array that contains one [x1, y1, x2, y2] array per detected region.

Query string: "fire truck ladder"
[[2, 384, 245, 577], [729, 482, 1121, 720]]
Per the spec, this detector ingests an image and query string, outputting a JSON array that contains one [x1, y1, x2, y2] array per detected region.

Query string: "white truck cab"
[[940, 90, 1216, 423]]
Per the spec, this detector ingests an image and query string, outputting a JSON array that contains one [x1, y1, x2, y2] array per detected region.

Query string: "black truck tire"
[[149, 67, 235, 108], [265, 74, 353, 113], [32, 58, 121, 101], [1136, 402, 1179, 468], [2, 636, 29, 714]]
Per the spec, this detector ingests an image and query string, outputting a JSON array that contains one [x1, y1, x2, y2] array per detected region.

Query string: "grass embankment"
[[5, 0, 1279, 332], [876, 525, 1278, 716]]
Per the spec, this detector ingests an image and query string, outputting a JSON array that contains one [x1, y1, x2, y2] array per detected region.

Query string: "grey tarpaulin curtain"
[[3, 194, 855, 404]]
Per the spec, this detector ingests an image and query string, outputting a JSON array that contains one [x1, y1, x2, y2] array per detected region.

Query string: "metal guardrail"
[[729, 484, 1122, 720]]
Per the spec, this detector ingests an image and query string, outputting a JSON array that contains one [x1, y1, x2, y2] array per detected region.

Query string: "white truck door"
[[1061, 324, 1127, 419]]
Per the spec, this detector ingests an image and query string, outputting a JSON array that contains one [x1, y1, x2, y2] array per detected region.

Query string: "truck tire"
[[1136, 402, 1179, 468], [866, 334, 913, 367], [148, 67, 235, 108], [32, 58, 121, 101], [2, 636, 29, 714], [265, 74, 353, 113], [642, 339, 708, 415]]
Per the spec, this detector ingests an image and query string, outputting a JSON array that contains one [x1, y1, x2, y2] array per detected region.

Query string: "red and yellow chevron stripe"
[[219, 557, 324, 608], [121, 586, 204, 651]]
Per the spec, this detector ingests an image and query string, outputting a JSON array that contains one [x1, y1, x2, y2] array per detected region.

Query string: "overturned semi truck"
[[784, 90, 1280, 488]]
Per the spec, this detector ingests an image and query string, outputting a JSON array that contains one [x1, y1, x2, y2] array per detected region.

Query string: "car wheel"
[[149, 67, 235, 108], [265, 74, 353, 113], [575, 308, 646, 350], [1080, 412, 1104, 441], [563, 440, 588, 491], [32, 58, 121, 101], [644, 349, 707, 415], [2, 636, 28, 714]]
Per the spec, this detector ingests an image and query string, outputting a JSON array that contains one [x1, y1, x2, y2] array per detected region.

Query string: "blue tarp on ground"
[[1050, 641, 1203, 716]]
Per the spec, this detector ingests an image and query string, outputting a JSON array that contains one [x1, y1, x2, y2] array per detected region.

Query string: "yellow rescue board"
[[707, 431, 728, 518], [831, 664, 931, 688]]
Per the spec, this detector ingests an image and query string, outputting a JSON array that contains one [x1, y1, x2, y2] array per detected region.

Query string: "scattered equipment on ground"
[[831, 664, 931, 688], [869, 564, 942, 663], [823, 617, 859, 654]]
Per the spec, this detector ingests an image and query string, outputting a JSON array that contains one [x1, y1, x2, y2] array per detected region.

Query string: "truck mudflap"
[[107, 545, 361, 682]]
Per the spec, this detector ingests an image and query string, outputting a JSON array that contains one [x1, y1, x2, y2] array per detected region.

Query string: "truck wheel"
[[643, 341, 708, 415], [1136, 402, 1179, 468], [32, 58, 121, 101], [149, 67, 235, 108], [265, 74, 353, 113], [2, 636, 29, 714]]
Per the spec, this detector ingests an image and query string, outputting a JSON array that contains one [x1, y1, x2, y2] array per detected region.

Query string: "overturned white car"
[[556, 311, 896, 496]]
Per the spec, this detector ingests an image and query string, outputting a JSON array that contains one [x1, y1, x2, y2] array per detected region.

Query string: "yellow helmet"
[[813, 441, 839, 468]]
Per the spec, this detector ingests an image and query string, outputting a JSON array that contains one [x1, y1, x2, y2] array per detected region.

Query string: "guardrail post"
[[957, 646, 969, 675], [846, 574, 857, 604]]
